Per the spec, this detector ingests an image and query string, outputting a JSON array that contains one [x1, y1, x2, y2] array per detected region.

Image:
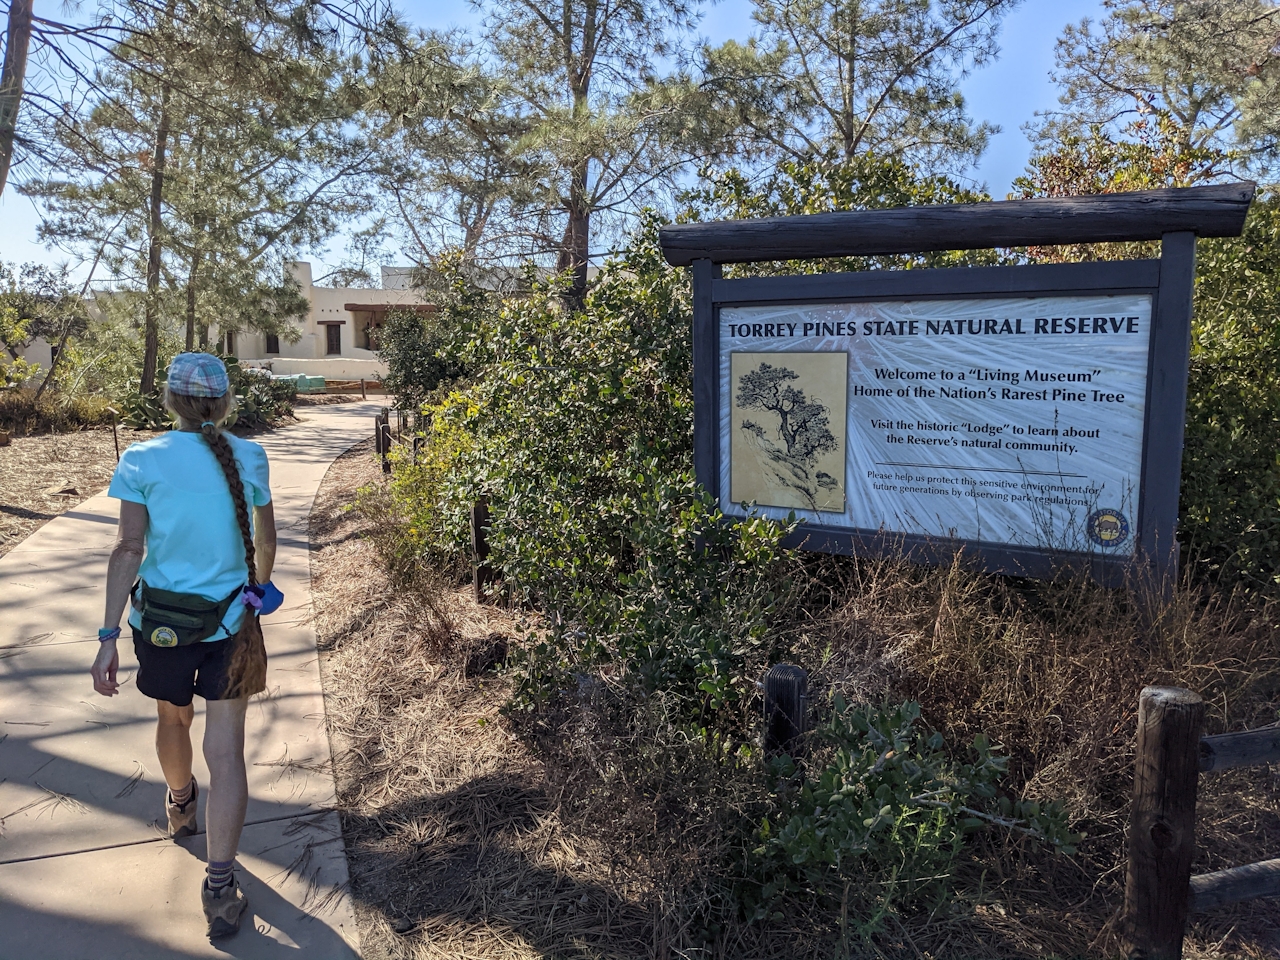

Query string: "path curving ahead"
[[0, 401, 382, 959]]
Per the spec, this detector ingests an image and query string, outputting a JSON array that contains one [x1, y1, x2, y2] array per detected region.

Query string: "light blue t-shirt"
[[108, 431, 272, 640]]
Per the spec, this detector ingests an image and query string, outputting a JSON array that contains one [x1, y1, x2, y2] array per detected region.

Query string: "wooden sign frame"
[[660, 184, 1255, 587]]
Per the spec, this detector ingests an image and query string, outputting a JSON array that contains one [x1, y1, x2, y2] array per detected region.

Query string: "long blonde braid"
[[166, 389, 268, 697]]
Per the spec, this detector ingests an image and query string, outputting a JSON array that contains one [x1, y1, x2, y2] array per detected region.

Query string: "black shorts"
[[132, 629, 239, 706]]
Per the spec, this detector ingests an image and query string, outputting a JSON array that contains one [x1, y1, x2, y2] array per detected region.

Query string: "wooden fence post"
[[1124, 686, 1205, 960], [762, 664, 808, 758], [379, 407, 392, 474], [470, 499, 491, 603], [373, 413, 383, 455]]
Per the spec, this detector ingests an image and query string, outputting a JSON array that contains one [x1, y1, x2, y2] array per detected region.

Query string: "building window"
[[265, 333, 280, 354], [225, 330, 236, 355], [325, 323, 341, 355]]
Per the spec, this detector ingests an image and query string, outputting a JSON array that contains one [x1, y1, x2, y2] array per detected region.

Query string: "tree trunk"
[[32, 315, 74, 401], [184, 141, 206, 352], [840, 1, 859, 160], [555, 0, 593, 309], [140, 85, 172, 393], [185, 247, 202, 351], [557, 158, 590, 308], [0, 0, 32, 199]]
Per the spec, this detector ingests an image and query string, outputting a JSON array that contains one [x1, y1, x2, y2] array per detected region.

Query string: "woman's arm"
[[254, 501, 277, 584], [92, 500, 148, 696]]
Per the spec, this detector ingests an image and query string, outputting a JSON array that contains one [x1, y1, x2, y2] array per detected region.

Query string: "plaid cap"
[[166, 352, 230, 398]]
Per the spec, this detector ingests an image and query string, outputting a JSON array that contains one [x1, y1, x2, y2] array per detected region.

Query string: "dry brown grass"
[[795, 556, 1280, 959], [0, 386, 115, 436], [0, 426, 163, 557], [310, 444, 1280, 960]]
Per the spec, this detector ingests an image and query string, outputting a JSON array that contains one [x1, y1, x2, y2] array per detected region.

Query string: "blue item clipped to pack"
[[259, 582, 285, 616]]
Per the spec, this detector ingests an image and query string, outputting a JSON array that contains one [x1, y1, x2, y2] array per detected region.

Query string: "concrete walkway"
[[0, 401, 381, 959]]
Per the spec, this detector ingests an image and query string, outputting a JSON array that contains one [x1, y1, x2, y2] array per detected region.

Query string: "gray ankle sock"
[[169, 779, 194, 808], [206, 859, 235, 891]]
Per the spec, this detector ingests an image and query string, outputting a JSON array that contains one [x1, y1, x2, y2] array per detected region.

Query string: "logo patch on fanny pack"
[[150, 626, 179, 647]]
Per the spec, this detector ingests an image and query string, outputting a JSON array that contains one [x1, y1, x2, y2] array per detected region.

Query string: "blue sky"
[[0, 0, 1107, 274]]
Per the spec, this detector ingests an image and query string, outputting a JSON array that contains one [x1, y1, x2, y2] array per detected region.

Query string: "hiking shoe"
[[202, 877, 248, 939], [166, 778, 198, 840]]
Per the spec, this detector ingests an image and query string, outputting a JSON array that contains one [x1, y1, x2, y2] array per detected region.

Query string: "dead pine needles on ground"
[[309, 440, 1280, 960], [0, 427, 163, 557]]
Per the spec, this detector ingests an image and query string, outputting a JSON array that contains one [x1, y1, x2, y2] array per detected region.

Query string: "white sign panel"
[[719, 295, 1153, 556]]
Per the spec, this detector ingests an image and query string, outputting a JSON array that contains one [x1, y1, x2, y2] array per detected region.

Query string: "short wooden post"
[[373, 413, 384, 455], [360, 378, 366, 400], [470, 499, 491, 603], [762, 664, 808, 758], [380, 419, 392, 474], [106, 406, 120, 462], [1124, 686, 1204, 960]]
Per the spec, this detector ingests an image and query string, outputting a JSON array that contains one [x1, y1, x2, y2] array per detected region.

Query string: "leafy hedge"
[[372, 170, 1082, 930], [1180, 194, 1280, 588]]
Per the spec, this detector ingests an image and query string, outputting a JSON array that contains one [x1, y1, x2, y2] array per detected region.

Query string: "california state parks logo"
[[150, 626, 179, 647], [1087, 508, 1130, 548]]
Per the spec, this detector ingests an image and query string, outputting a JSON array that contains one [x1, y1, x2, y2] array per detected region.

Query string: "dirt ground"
[[0, 408, 346, 557], [0, 427, 164, 557]]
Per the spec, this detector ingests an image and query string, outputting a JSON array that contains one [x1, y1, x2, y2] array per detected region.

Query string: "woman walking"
[[90, 353, 282, 938]]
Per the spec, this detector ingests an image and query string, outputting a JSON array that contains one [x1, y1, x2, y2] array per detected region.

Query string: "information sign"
[[720, 294, 1151, 556], [661, 184, 1255, 584]]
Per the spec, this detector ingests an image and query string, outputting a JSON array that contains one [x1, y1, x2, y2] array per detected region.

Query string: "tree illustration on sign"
[[736, 361, 839, 510]]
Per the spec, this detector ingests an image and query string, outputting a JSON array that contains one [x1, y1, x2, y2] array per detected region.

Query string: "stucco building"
[[234, 262, 434, 379]]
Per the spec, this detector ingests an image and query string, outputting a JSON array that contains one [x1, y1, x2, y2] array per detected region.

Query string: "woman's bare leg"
[[203, 697, 249, 862], [155, 700, 195, 791]]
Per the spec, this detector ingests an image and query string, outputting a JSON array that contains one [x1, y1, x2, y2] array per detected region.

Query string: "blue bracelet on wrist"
[[98, 627, 121, 642]]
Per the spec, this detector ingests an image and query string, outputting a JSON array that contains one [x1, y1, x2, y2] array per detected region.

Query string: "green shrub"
[[118, 390, 170, 430], [366, 385, 477, 579], [117, 354, 296, 431], [1179, 193, 1280, 589], [508, 474, 797, 726], [745, 698, 1078, 923], [378, 306, 469, 413], [403, 212, 695, 600], [226, 358, 295, 429]]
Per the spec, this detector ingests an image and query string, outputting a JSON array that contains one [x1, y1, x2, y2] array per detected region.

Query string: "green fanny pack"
[[132, 580, 240, 647]]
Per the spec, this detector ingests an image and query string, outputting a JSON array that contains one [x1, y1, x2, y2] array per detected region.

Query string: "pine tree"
[[24, 0, 378, 389]]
